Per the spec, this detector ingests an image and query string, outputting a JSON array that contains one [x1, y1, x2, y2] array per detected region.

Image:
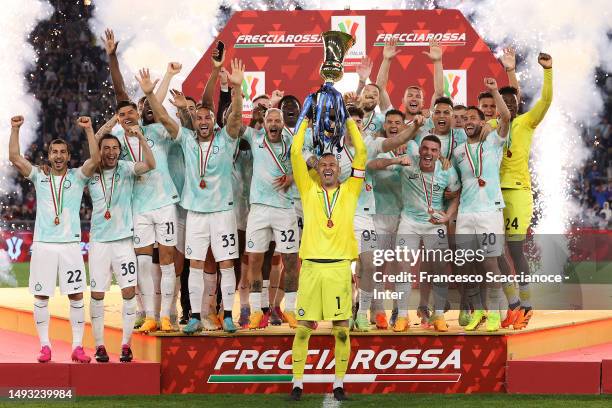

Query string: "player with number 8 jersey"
[[88, 129, 156, 363]]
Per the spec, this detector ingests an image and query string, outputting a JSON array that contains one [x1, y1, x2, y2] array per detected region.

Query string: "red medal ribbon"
[[465, 141, 485, 188], [50, 170, 67, 226], [263, 131, 288, 176], [419, 169, 435, 213], [99, 167, 117, 221], [123, 135, 142, 162], [198, 132, 216, 189], [322, 186, 340, 229]]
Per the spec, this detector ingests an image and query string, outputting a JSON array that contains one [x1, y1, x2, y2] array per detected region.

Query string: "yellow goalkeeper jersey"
[[489, 68, 553, 190], [291, 119, 366, 260]]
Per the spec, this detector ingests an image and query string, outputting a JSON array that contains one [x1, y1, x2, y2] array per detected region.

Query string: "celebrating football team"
[[8, 27, 552, 399]]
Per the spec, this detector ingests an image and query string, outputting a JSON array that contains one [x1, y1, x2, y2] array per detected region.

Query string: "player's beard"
[[361, 100, 377, 112], [419, 155, 436, 172], [50, 158, 68, 174], [321, 169, 339, 188], [267, 126, 281, 142], [405, 101, 422, 115], [102, 156, 118, 169], [52, 164, 67, 173], [465, 123, 482, 139], [197, 125, 213, 141], [322, 178, 339, 188]]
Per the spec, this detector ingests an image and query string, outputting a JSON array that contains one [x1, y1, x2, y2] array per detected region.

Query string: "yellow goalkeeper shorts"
[[296, 260, 352, 322], [502, 189, 533, 241]]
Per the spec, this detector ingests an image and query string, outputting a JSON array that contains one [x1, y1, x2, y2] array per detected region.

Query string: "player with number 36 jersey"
[[88, 131, 155, 363]]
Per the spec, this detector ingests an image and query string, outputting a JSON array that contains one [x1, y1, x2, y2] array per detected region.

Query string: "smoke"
[[436, 0, 611, 283], [0, 250, 16, 287], [0, 0, 52, 191], [0, 1, 52, 284], [89, 0, 222, 100]]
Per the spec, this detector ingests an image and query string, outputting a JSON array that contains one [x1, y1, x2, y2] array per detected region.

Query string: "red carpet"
[[0, 328, 160, 395]]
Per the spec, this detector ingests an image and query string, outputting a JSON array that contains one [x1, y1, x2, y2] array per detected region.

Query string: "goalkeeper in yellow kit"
[[490, 52, 553, 330], [289, 116, 366, 402]]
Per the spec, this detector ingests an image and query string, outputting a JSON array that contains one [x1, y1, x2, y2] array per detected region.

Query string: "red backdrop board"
[[160, 334, 506, 394], [183, 9, 507, 116]]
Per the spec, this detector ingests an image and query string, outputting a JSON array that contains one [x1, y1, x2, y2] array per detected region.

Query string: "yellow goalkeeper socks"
[[291, 325, 312, 380], [332, 326, 351, 379], [519, 283, 532, 309], [502, 282, 520, 309]]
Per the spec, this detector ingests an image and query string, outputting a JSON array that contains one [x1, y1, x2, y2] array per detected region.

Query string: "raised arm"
[[225, 59, 245, 139], [216, 67, 231, 127], [100, 29, 130, 103], [523, 53, 553, 128], [347, 118, 366, 170], [201, 48, 225, 111], [270, 90, 284, 109], [500, 47, 521, 102], [135, 68, 179, 138], [155, 62, 182, 104], [355, 56, 373, 95], [77, 116, 100, 177], [485, 77, 510, 138], [367, 155, 410, 170], [380, 115, 424, 152], [8, 116, 32, 177], [422, 40, 444, 107], [375, 39, 400, 112], [290, 119, 313, 193], [177, 105, 195, 130], [168, 89, 194, 131], [94, 114, 118, 142], [130, 126, 156, 175]]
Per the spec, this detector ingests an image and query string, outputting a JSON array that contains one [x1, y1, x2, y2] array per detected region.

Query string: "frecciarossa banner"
[[160, 334, 506, 394], [182, 9, 507, 117]]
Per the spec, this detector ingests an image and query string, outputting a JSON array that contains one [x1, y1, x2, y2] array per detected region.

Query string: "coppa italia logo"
[[330, 15, 366, 65], [208, 347, 461, 384], [241, 72, 266, 113], [443, 70, 467, 105], [5, 236, 23, 260], [336, 18, 359, 38]]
